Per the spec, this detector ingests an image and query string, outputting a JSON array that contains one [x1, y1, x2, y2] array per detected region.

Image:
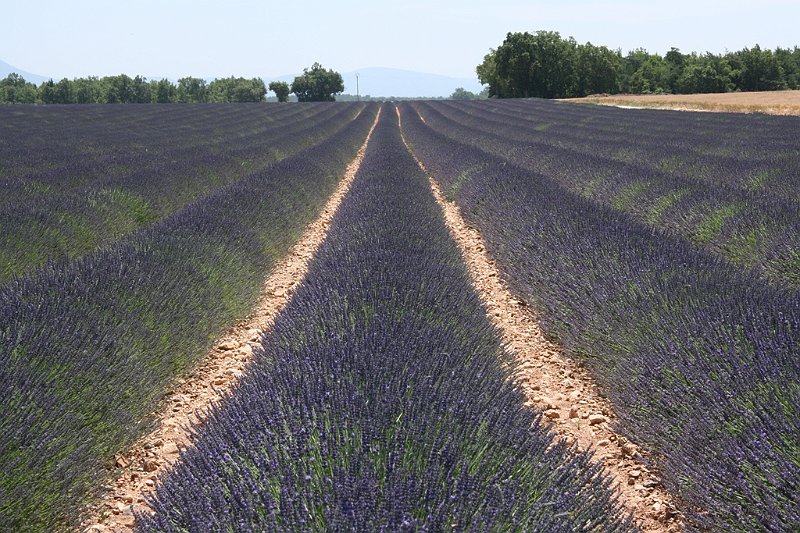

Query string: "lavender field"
[[0, 99, 797, 531], [400, 100, 799, 530]]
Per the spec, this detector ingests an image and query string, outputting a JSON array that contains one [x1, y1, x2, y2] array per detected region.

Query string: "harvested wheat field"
[[564, 90, 800, 115]]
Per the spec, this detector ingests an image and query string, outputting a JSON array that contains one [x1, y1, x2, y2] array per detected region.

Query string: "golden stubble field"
[[563, 90, 800, 115]]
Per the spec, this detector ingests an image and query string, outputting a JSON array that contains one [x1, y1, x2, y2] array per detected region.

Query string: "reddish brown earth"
[[397, 105, 684, 532], [79, 109, 381, 533]]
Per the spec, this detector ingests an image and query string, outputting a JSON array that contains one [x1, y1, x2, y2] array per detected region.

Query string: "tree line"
[[477, 31, 800, 99], [0, 74, 268, 104], [0, 63, 345, 104]]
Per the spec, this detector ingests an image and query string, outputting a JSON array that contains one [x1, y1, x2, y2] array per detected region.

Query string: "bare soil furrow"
[[79, 109, 381, 533], [396, 105, 684, 532]]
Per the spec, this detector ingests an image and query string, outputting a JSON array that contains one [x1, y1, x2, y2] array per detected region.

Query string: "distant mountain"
[[268, 67, 484, 98], [0, 60, 49, 84]]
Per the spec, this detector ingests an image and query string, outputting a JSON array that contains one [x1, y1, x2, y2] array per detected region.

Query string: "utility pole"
[[356, 73, 360, 102]]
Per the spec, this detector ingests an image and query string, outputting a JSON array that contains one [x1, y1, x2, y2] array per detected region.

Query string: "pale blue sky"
[[3, 0, 798, 80]]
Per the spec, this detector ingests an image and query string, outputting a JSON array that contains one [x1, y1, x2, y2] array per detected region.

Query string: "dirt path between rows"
[[79, 109, 382, 533], [396, 105, 684, 532]]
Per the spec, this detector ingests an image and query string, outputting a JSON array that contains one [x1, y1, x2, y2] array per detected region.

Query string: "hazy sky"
[[3, 0, 799, 80]]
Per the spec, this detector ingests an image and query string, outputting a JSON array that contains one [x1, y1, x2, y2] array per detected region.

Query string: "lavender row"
[[138, 106, 630, 532], [443, 98, 800, 201], [0, 104, 311, 204], [412, 100, 800, 289], [0, 103, 364, 284], [0, 104, 312, 184], [0, 104, 379, 532], [398, 104, 799, 531]]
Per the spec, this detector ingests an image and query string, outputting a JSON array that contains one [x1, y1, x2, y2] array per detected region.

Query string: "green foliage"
[[1, 73, 266, 104], [176, 77, 208, 103], [575, 43, 621, 95], [103, 74, 152, 103], [72, 76, 104, 103], [0, 73, 38, 103], [477, 33, 800, 98], [487, 31, 579, 98], [151, 78, 176, 103], [207, 77, 266, 103], [693, 204, 742, 244], [730, 45, 787, 91], [449, 87, 486, 100], [611, 181, 650, 211], [624, 52, 670, 94], [268, 80, 290, 102], [291, 63, 344, 102], [476, 49, 499, 97], [40, 78, 74, 104], [676, 54, 734, 94]]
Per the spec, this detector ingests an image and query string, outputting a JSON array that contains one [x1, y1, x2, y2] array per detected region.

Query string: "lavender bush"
[[0, 103, 364, 283], [139, 106, 630, 532], [399, 102, 799, 531], [411, 99, 800, 289], [0, 104, 378, 531]]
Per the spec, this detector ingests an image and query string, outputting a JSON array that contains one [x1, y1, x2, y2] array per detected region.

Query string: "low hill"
[[0, 60, 49, 84]]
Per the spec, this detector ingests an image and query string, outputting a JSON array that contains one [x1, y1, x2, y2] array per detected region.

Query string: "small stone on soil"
[[163, 442, 179, 455], [588, 414, 607, 425], [117, 515, 136, 527]]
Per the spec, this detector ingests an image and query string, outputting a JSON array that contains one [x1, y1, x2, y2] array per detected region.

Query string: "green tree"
[[0, 73, 38, 103], [625, 54, 670, 93], [40, 79, 59, 104], [55, 78, 75, 103], [291, 63, 344, 102], [476, 49, 500, 97], [151, 78, 176, 103], [449, 87, 482, 100], [665, 47, 687, 93], [477, 31, 578, 99], [208, 77, 266, 102], [730, 45, 786, 91], [176, 77, 208, 103], [268, 81, 290, 102], [575, 43, 621, 96], [676, 54, 733, 93], [73, 77, 104, 103], [40, 78, 76, 104], [620, 48, 650, 91], [103, 74, 136, 103], [131, 75, 152, 103], [774, 47, 800, 88]]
